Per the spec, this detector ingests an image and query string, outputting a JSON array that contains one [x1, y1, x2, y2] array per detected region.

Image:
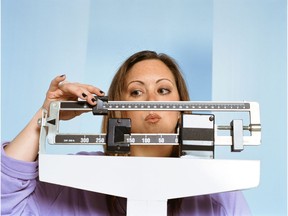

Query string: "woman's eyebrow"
[[127, 80, 144, 87], [156, 78, 175, 85], [127, 78, 175, 87]]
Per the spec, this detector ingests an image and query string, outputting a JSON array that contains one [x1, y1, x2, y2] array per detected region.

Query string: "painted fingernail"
[[100, 90, 104, 94], [91, 98, 96, 102], [60, 74, 66, 77], [82, 93, 87, 98]]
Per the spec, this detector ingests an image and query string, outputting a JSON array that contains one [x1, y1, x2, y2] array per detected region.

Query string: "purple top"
[[1, 143, 251, 215]]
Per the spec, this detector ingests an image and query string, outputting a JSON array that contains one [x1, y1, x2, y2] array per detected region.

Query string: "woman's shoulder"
[[181, 191, 251, 216]]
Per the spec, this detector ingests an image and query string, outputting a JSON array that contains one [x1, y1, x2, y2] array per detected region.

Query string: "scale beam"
[[59, 98, 252, 112]]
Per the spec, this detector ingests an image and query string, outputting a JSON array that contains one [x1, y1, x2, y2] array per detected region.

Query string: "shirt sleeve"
[[211, 191, 252, 216], [1, 142, 39, 215]]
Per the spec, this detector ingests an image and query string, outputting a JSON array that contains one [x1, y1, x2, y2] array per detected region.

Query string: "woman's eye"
[[130, 90, 143, 97], [158, 88, 171, 95]]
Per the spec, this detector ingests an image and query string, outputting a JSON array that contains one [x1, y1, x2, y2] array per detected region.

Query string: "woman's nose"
[[147, 92, 157, 101]]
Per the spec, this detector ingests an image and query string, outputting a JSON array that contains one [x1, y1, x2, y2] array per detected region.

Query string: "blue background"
[[1, 0, 287, 215]]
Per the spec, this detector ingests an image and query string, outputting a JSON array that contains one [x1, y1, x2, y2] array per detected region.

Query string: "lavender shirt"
[[1, 143, 251, 216]]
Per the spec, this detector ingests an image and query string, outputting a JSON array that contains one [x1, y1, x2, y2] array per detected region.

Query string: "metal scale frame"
[[38, 97, 261, 216]]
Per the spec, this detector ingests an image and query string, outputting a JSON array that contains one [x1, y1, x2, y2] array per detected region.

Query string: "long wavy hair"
[[102, 50, 190, 215]]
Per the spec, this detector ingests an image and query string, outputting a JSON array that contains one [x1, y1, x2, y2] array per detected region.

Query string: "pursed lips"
[[144, 113, 161, 123]]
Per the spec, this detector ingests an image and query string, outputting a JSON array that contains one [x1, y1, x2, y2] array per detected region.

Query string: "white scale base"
[[39, 154, 259, 216]]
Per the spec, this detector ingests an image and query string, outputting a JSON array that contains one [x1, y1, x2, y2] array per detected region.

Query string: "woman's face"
[[121, 59, 180, 157]]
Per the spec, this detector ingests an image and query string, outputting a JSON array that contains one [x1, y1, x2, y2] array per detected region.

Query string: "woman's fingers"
[[58, 82, 102, 104], [43, 75, 106, 120], [45, 75, 105, 107], [77, 84, 105, 104], [48, 74, 66, 92], [81, 84, 105, 96]]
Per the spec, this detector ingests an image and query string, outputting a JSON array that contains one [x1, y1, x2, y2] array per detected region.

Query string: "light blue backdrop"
[[213, 1, 287, 215], [1, 0, 287, 215]]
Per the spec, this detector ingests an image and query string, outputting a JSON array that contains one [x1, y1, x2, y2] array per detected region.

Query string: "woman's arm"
[[4, 75, 104, 162], [4, 109, 42, 162]]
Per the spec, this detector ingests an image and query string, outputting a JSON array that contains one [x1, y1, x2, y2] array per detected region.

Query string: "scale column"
[[127, 199, 167, 216]]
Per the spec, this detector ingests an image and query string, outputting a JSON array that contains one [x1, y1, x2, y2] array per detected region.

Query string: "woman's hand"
[[4, 75, 105, 162], [42, 75, 105, 120]]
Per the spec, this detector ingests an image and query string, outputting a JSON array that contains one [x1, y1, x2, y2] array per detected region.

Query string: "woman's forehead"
[[125, 59, 175, 82]]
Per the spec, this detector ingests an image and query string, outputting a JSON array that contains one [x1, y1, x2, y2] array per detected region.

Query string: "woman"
[[2, 50, 251, 215]]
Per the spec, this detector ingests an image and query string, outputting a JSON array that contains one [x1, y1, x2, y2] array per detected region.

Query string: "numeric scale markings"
[[102, 101, 250, 111], [55, 134, 178, 145], [60, 101, 250, 111]]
